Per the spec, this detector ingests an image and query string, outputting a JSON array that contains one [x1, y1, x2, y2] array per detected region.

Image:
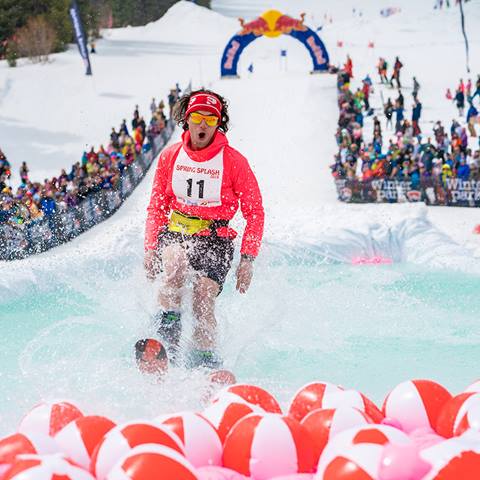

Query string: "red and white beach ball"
[[4, 453, 95, 480], [383, 380, 452, 433], [196, 466, 248, 479], [288, 382, 343, 422], [316, 443, 390, 480], [55, 415, 116, 469], [269, 476, 314, 480], [202, 398, 262, 443], [91, 420, 184, 480], [222, 413, 316, 480], [18, 400, 83, 437], [157, 412, 222, 467], [106, 444, 198, 480], [316, 424, 411, 478], [213, 384, 282, 413], [464, 380, 480, 393], [420, 430, 480, 479], [289, 383, 383, 423], [454, 401, 480, 437], [0, 432, 59, 465], [436, 392, 480, 438], [301, 407, 373, 463]]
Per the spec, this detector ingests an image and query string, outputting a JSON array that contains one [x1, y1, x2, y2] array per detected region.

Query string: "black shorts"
[[157, 231, 235, 289]]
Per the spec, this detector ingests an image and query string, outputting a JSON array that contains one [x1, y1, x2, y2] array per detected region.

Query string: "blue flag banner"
[[280, 49, 287, 57], [247, 63, 254, 73], [69, 0, 92, 75]]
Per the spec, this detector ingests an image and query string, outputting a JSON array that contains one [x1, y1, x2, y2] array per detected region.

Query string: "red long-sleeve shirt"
[[145, 130, 264, 257]]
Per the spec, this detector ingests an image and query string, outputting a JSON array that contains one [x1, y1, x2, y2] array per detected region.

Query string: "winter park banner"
[[0, 121, 175, 261], [334, 177, 480, 207]]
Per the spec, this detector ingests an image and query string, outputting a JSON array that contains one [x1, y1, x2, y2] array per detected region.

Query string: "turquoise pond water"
[[1, 246, 479, 436]]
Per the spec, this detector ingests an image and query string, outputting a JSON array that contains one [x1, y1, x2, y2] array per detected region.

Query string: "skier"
[[143, 89, 264, 370]]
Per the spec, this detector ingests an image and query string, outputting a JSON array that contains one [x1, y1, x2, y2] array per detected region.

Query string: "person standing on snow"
[[412, 77, 420, 100], [144, 89, 264, 370], [344, 55, 353, 80], [455, 88, 465, 116], [390, 56, 403, 88], [384, 98, 394, 130], [412, 99, 422, 136]]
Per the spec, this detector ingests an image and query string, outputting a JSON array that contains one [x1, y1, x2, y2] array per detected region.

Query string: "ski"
[[134, 337, 236, 385]]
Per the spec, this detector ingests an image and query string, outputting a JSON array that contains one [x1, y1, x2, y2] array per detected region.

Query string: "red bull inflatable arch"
[[220, 10, 330, 78]]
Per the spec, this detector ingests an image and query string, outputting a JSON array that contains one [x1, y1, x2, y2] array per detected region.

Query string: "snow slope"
[[0, 0, 480, 432]]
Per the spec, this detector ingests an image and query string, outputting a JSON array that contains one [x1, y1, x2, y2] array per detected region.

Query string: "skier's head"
[[173, 89, 230, 134]]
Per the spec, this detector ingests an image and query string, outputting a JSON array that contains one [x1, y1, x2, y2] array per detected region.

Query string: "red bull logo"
[[274, 13, 308, 34], [237, 10, 308, 38], [238, 17, 270, 37]]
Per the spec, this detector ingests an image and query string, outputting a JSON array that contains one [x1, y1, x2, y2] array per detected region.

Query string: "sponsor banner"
[[289, 29, 329, 71], [69, 0, 92, 75], [334, 177, 480, 207], [220, 10, 329, 77]]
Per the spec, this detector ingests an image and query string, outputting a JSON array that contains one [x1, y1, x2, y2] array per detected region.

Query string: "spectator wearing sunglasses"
[[144, 89, 264, 371]]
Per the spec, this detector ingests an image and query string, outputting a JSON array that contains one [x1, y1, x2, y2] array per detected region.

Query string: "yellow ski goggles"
[[189, 112, 219, 127]]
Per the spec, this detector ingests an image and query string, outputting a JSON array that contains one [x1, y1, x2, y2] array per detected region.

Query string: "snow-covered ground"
[[1, 1, 480, 430]]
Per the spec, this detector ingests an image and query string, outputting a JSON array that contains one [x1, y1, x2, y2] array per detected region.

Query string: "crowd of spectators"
[[331, 59, 480, 189], [0, 87, 180, 229]]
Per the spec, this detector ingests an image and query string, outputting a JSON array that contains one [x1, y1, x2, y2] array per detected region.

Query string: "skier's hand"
[[144, 250, 160, 281], [236, 256, 254, 294]]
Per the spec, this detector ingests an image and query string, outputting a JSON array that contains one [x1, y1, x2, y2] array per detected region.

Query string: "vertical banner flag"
[[69, 0, 92, 75], [458, 0, 470, 73]]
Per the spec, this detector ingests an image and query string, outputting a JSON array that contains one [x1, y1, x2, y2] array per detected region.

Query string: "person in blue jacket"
[[394, 101, 404, 133], [412, 99, 422, 136]]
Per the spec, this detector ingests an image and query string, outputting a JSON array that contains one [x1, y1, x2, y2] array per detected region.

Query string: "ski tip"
[[208, 369, 236, 386], [135, 338, 168, 376]]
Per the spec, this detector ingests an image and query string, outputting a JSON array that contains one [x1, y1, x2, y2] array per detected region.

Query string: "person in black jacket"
[[455, 88, 465, 116], [384, 98, 394, 130]]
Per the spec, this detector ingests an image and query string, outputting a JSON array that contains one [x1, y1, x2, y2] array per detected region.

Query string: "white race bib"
[[172, 147, 224, 207]]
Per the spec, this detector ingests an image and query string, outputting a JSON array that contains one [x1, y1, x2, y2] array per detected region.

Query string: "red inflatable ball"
[[196, 465, 249, 479], [288, 382, 342, 422], [0, 432, 59, 466], [157, 412, 222, 468], [436, 392, 480, 438], [106, 444, 198, 480], [464, 379, 480, 393], [202, 398, 261, 443], [316, 424, 411, 479], [91, 420, 184, 480], [4, 453, 95, 480], [289, 383, 383, 423], [55, 415, 116, 469], [301, 407, 372, 464], [378, 442, 433, 480], [383, 379, 452, 433], [18, 400, 83, 437], [319, 444, 385, 480], [222, 413, 316, 480], [213, 384, 282, 413], [420, 430, 480, 479], [269, 476, 314, 480]]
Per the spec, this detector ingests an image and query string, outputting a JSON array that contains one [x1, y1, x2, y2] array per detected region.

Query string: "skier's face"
[[187, 110, 218, 150]]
